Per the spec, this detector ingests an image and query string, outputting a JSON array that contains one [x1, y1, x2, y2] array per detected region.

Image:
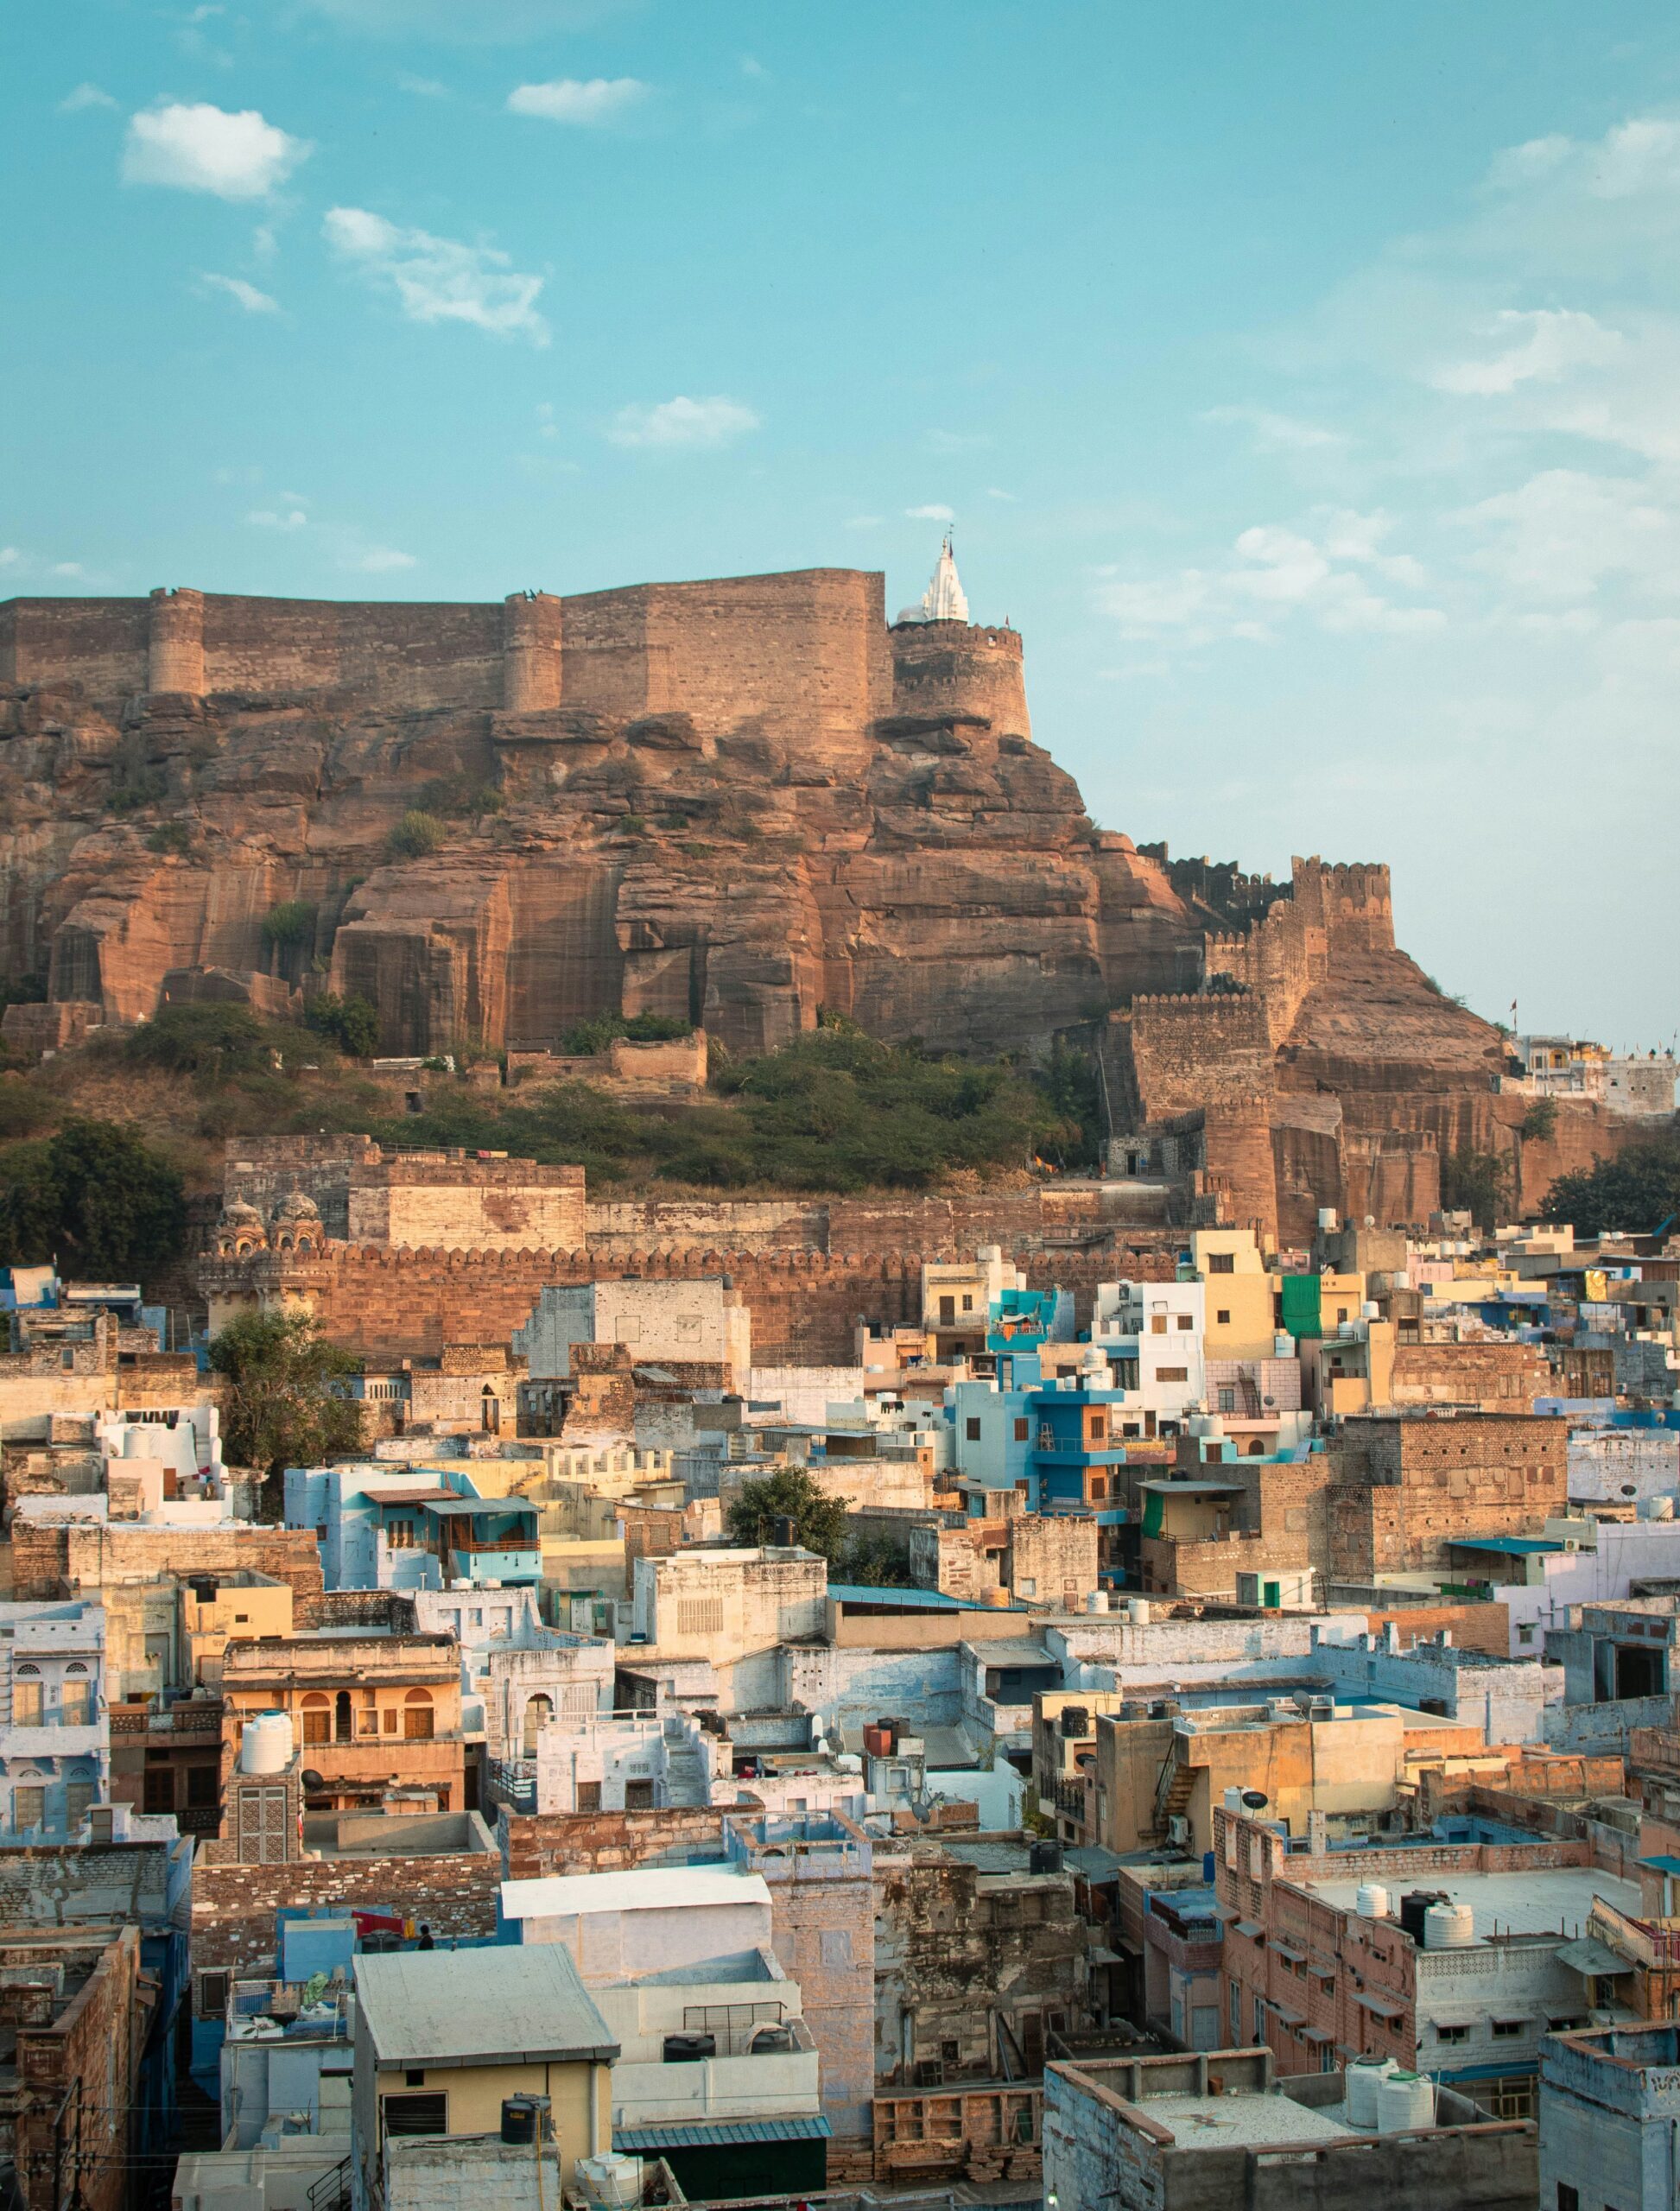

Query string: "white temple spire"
[[897, 530, 970, 624]]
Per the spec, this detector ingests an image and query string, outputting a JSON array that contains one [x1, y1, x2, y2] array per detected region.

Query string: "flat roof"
[[353, 1944, 616, 2067], [827, 1582, 1026, 1612], [974, 1638, 1063, 1669], [1125, 2090, 1355, 2151], [1136, 1479, 1247, 1495], [1447, 1536, 1564, 1556], [500, 1866, 771, 1921], [1303, 1865, 1642, 1935], [422, 1496, 537, 1518]]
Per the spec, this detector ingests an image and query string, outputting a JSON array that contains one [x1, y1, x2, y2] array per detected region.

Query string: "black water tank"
[[1398, 1890, 1449, 1943], [1030, 1840, 1064, 1875], [1059, 1707, 1090, 1738], [663, 2033, 717, 2062], [770, 1516, 796, 1547], [501, 2097, 540, 2145]]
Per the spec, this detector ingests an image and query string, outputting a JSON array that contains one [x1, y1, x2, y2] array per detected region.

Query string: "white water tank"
[[240, 1710, 293, 1775], [1318, 1208, 1339, 1232], [577, 2155, 643, 2207], [1423, 1902, 1475, 1950], [1361, 1301, 1379, 1321], [1639, 1496, 1675, 1521], [1224, 1787, 1245, 1813], [1376, 2072, 1435, 2133], [1345, 2058, 1394, 2130], [1356, 1882, 1391, 1920], [1127, 1597, 1151, 1626], [1086, 1589, 1110, 1614], [1274, 1332, 1295, 1358]]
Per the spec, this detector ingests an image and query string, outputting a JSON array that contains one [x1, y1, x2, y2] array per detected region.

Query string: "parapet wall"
[[2, 570, 898, 740]]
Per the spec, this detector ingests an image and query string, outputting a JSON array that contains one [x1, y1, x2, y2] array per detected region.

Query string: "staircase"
[[662, 1726, 712, 1808], [1150, 1752, 1196, 1839]]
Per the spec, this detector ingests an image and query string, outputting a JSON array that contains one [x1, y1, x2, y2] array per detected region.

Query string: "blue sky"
[[5, 1, 1679, 1048]]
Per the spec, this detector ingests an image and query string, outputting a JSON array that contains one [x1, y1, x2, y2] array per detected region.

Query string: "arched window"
[[403, 1688, 434, 1742], [334, 1689, 352, 1743], [12, 1665, 41, 1726], [301, 1692, 331, 1746], [521, 1693, 554, 1758]]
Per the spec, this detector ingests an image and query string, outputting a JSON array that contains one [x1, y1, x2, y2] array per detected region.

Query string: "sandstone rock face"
[[0, 572, 1210, 1054]]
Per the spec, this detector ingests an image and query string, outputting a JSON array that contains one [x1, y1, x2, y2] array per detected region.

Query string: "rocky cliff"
[[0, 569, 1211, 1055]]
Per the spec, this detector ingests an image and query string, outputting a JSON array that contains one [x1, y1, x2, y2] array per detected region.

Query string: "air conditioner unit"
[[1166, 1815, 1190, 1847]]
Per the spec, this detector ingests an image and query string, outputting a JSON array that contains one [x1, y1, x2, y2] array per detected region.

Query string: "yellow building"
[[352, 1944, 618, 2202], [179, 1571, 294, 1689], [1188, 1229, 1277, 1361]]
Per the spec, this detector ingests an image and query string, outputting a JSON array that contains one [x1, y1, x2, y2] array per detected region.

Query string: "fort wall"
[[888, 620, 1030, 739]]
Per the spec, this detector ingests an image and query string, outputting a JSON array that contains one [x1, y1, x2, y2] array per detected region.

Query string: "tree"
[[207, 1310, 365, 1489], [724, 1467, 851, 1562], [1519, 1097, 1558, 1143], [127, 1002, 269, 1081], [387, 809, 447, 859], [1544, 1131, 1680, 1236], [836, 1529, 917, 1587], [305, 992, 381, 1058], [0, 1119, 185, 1278], [1440, 1144, 1511, 1232]]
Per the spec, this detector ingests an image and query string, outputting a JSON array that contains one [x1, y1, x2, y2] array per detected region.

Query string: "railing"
[[447, 1534, 540, 1555], [307, 2157, 352, 2211]]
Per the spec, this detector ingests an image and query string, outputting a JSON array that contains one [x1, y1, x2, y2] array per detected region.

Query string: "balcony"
[[109, 1698, 222, 1739], [611, 2019, 819, 2130]]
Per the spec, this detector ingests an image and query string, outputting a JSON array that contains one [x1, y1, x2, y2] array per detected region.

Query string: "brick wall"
[[500, 1807, 729, 1879], [1329, 1414, 1569, 1580], [10, 1521, 324, 1604], [1390, 1340, 1552, 1412], [190, 1851, 501, 1989]]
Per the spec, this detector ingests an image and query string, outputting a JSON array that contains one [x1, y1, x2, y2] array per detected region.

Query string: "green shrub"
[[305, 993, 380, 1059], [0, 974, 48, 1018], [386, 810, 447, 860], [1545, 1131, 1680, 1236], [0, 1118, 185, 1277], [559, 1011, 692, 1056], [262, 900, 319, 950], [1519, 1097, 1558, 1143], [417, 776, 504, 820], [146, 820, 195, 857], [127, 1002, 270, 1080]]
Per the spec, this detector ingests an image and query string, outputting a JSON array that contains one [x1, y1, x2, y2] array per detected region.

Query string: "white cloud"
[[247, 506, 307, 529], [1202, 403, 1350, 453], [123, 103, 310, 199], [1098, 510, 1443, 643], [1454, 467, 1680, 602], [1431, 307, 1625, 395], [926, 428, 991, 454], [844, 515, 882, 529], [291, 0, 630, 37], [323, 206, 548, 345], [340, 544, 417, 572], [905, 503, 954, 522], [397, 73, 449, 98], [50, 562, 86, 580], [605, 395, 758, 449], [507, 76, 647, 124], [201, 272, 280, 314], [60, 83, 117, 113], [986, 486, 1019, 503]]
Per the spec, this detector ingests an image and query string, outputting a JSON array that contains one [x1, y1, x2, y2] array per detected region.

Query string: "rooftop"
[[354, 1943, 616, 2068], [1130, 2091, 1356, 2151], [1303, 1865, 1643, 1936], [499, 1865, 770, 1921]]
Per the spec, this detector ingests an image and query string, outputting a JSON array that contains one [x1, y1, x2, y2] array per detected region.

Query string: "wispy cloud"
[[397, 73, 449, 98], [1097, 510, 1442, 643], [200, 272, 281, 315], [905, 503, 954, 522], [1430, 307, 1625, 396], [339, 542, 417, 573], [247, 504, 307, 529], [123, 103, 311, 199], [606, 395, 758, 449], [1201, 403, 1350, 453], [60, 83, 117, 113], [507, 76, 647, 124], [323, 206, 548, 345], [925, 428, 991, 454], [986, 486, 1018, 503]]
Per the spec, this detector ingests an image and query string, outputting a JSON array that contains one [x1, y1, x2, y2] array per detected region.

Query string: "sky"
[[4, 1, 1678, 1049]]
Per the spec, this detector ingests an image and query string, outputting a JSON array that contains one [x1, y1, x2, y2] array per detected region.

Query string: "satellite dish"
[[1241, 1790, 1269, 1809]]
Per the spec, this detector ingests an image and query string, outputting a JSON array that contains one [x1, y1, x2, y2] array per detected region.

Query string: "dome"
[[271, 1189, 322, 1226], [221, 1199, 263, 1228]]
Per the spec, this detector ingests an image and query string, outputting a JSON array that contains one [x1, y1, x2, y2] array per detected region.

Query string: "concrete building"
[[219, 1630, 465, 1815], [1189, 1228, 1278, 1361], [1090, 1277, 1208, 1425], [1540, 2019, 1680, 2211], [515, 1277, 752, 1393], [351, 1943, 618, 2206], [1043, 2046, 1537, 2211], [478, 1620, 616, 1810], [1215, 1803, 1643, 2119], [0, 1924, 154, 2211], [627, 1546, 827, 1664], [0, 1600, 109, 1838], [532, 1707, 720, 1815], [501, 1863, 776, 1978]]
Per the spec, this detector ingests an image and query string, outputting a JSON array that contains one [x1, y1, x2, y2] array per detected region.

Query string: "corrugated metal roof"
[[612, 2115, 832, 2150], [827, 1583, 1025, 1612], [1446, 1536, 1563, 1555], [353, 1944, 617, 2067], [500, 1866, 771, 1921]]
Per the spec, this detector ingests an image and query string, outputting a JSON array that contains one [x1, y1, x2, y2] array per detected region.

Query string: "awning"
[[1268, 2003, 1306, 2028], [1556, 1938, 1634, 1978], [1270, 1942, 1305, 1964], [612, 2116, 833, 2151], [1353, 1992, 1408, 2020], [1300, 2027, 1334, 2045], [1234, 1922, 1264, 1941]]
